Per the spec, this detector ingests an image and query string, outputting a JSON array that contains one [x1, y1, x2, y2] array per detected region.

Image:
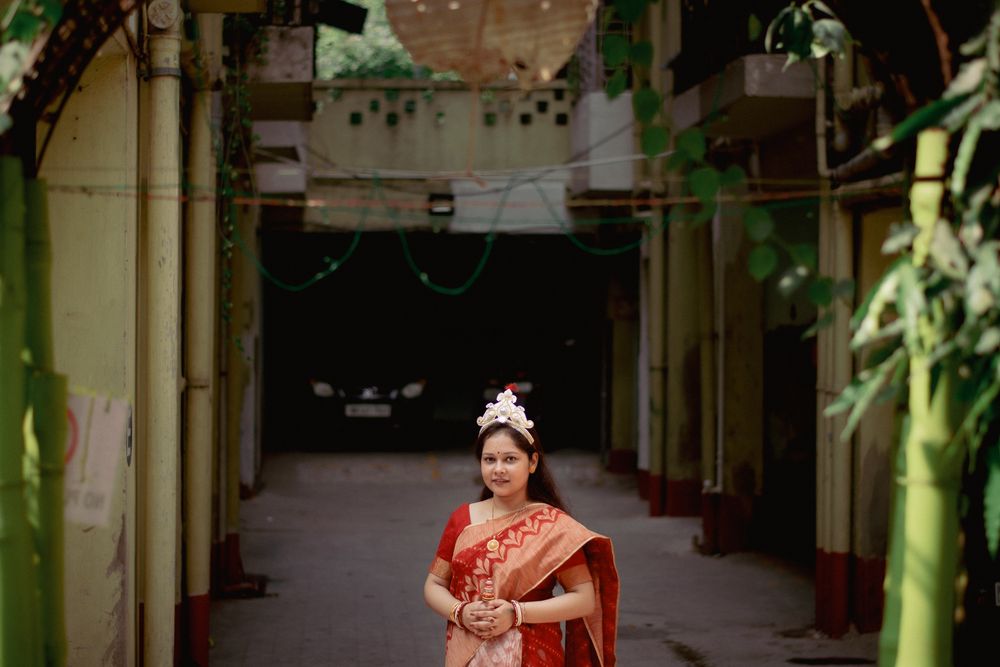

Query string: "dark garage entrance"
[[261, 230, 631, 454]]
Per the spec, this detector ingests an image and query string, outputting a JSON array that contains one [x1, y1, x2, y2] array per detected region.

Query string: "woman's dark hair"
[[474, 422, 569, 513]]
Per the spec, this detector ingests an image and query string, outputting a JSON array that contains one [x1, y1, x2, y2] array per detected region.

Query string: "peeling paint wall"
[[39, 30, 138, 667]]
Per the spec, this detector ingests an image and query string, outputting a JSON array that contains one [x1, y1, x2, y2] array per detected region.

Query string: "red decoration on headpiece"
[[505, 382, 519, 393]]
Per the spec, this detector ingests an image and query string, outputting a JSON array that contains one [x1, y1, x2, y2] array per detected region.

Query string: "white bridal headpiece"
[[476, 389, 535, 445]]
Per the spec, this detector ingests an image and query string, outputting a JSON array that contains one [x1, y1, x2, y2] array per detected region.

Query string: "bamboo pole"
[[144, 3, 183, 663], [894, 128, 961, 667], [24, 178, 68, 667], [0, 156, 44, 666]]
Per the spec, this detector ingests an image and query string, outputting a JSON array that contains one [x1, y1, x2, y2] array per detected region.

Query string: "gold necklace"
[[486, 499, 529, 552]]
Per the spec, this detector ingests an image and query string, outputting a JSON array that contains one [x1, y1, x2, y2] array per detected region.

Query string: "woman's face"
[[480, 431, 537, 503]]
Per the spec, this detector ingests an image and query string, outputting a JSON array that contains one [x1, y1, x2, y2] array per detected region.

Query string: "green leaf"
[[825, 376, 865, 416], [966, 242, 1000, 317], [37, 0, 63, 24], [640, 125, 669, 158], [984, 444, 1000, 559], [743, 206, 774, 242], [0, 113, 11, 136], [602, 35, 630, 67], [749, 244, 779, 281], [676, 128, 706, 162], [975, 328, 1000, 355], [605, 69, 627, 99], [3, 12, 42, 41], [790, 243, 818, 271], [850, 318, 905, 351], [720, 164, 746, 187], [630, 41, 654, 68], [832, 348, 905, 441], [929, 220, 969, 279], [951, 359, 1000, 454], [765, 6, 794, 53], [689, 166, 720, 203], [872, 93, 972, 152], [691, 201, 718, 226], [851, 259, 905, 346], [960, 29, 988, 57], [802, 311, 834, 339], [806, 1, 837, 18], [665, 151, 688, 172], [942, 91, 986, 132], [632, 87, 662, 124], [896, 263, 926, 351], [881, 222, 919, 255], [808, 277, 834, 307], [952, 113, 984, 199], [748, 14, 763, 42], [945, 58, 986, 98], [810, 18, 848, 59], [767, 6, 814, 65], [614, 0, 648, 23]]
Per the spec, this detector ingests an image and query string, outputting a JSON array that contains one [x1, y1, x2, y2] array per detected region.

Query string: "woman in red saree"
[[423, 389, 619, 666]]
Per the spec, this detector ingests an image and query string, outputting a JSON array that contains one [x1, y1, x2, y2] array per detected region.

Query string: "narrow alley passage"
[[210, 451, 877, 666]]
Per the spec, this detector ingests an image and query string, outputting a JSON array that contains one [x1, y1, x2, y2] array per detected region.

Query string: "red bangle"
[[456, 601, 471, 629]]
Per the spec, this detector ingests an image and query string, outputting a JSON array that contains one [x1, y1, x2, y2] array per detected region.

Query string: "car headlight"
[[401, 381, 425, 399]]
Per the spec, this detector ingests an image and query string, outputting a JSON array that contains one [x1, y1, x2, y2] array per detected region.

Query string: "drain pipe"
[[814, 54, 855, 637], [144, 0, 182, 663], [183, 13, 222, 666], [697, 213, 718, 551], [711, 200, 725, 499]]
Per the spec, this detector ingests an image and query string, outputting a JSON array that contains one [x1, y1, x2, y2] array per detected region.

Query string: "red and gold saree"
[[430, 503, 619, 666]]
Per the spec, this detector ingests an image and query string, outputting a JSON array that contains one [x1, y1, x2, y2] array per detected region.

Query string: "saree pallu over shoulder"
[[444, 504, 619, 667]]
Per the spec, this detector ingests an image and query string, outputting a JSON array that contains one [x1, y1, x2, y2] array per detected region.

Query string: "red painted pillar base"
[[636, 470, 650, 500], [815, 548, 850, 637], [665, 479, 701, 516], [851, 555, 886, 634], [718, 493, 755, 553], [187, 593, 210, 666], [211, 532, 268, 598], [649, 474, 665, 516], [607, 449, 637, 474], [700, 491, 720, 554]]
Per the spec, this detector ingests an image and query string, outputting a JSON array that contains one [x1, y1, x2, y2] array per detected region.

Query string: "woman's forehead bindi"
[[482, 449, 522, 457]]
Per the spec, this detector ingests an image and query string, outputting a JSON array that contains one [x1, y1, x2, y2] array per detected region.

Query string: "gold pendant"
[[486, 538, 500, 551]]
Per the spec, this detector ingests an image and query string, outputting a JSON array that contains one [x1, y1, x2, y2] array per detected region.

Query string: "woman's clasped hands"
[[462, 599, 516, 640]]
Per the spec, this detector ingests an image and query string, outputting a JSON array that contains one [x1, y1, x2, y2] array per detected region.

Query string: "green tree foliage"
[[0, 0, 63, 134], [315, 0, 458, 80], [767, 4, 1000, 666]]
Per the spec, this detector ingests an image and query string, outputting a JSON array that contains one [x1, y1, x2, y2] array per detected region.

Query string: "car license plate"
[[345, 403, 391, 418]]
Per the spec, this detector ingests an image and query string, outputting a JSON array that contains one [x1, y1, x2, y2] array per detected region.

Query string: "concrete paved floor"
[[210, 450, 878, 666]]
